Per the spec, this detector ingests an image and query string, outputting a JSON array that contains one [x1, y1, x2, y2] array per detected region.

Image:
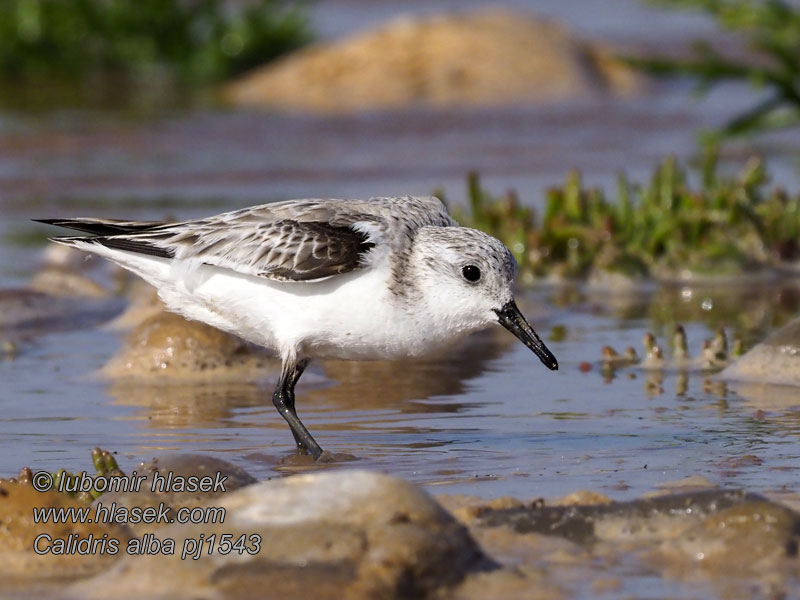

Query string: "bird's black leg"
[[272, 358, 322, 458], [283, 359, 308, 446]]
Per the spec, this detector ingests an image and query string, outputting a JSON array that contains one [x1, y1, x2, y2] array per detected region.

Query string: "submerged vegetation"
[[626, 0, 800, 139], [12, 447, 123, 502], [0, 0, 311, 85], [602, 324, 741, 373], [445, 148, 800, 282]]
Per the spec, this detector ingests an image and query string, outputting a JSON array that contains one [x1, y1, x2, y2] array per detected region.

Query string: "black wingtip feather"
[[34, 218, 167, 237], [47, 235, 171, 258], [96, 237, 173, 259]]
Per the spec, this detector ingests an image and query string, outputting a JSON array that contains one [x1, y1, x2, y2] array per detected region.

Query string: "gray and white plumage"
[[46, 196, 454, 281], [38, 195, 557, 457]]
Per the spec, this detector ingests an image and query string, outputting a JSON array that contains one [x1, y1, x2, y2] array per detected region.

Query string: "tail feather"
[[34, 218, 167, 237], [37, 219, 173, 259]]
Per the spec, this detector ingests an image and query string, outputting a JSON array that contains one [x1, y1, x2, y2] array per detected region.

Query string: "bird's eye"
[[462, 265, 481, 282]]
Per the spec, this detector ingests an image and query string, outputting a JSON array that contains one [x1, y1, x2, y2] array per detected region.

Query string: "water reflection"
[[108, 380, 277, 430], [728, 381, 800, 412], [310, 328, 508, 412], [601, 367, 730, 400], [644, 371, 664, 397], [106, 328, 511, 438]]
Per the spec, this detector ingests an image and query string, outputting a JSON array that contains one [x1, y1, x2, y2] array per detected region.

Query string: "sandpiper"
[[38, 196, 558, 458]]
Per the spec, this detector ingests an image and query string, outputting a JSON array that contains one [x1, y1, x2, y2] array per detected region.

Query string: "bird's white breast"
[[78, 245, 475, 364], [180, 261, 456, 363]]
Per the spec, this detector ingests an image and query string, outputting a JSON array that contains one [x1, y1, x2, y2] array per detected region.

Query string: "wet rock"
[[0, 289, 120, 333], [75, 470, 493, 600], [463, 488, 800, 595], [721, 316, 800, 387], [225, 9, 641, 112], [437, 495, 582, 600], [98, 454, 257, 536], [0, 481, 131, 583], [436, 495, 526, 524], [473, 489, 779, 545], [28, 266, 108, 299], [29, 242, 113, 299], [650, 500, 800, 576], [101, 311, 279, 380], [642, 502, 800, 598], [118, 454, 256, 499]]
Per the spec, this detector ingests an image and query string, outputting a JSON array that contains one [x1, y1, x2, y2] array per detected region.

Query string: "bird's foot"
[[295, 440, 324, 461]]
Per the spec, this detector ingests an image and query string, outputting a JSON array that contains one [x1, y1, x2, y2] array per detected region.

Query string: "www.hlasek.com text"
[[33, 501, 226, 526]]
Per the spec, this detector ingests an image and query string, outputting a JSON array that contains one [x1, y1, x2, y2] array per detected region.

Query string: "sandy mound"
[[224, 8, 641, 112]]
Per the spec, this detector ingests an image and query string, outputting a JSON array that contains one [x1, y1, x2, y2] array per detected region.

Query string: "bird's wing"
[[40, 196, 455, 282]]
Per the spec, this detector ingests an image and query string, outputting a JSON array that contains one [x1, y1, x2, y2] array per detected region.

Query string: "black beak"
[[494, 300, 558, 370]]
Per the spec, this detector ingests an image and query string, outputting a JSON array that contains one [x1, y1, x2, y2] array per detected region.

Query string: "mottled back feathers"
[[41, 196, 456, 282]]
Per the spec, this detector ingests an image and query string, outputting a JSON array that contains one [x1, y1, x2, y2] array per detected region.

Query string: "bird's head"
[[410, 227, 558, 370]]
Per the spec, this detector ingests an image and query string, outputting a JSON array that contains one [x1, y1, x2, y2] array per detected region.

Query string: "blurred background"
[[2, 0, 798, 214]]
